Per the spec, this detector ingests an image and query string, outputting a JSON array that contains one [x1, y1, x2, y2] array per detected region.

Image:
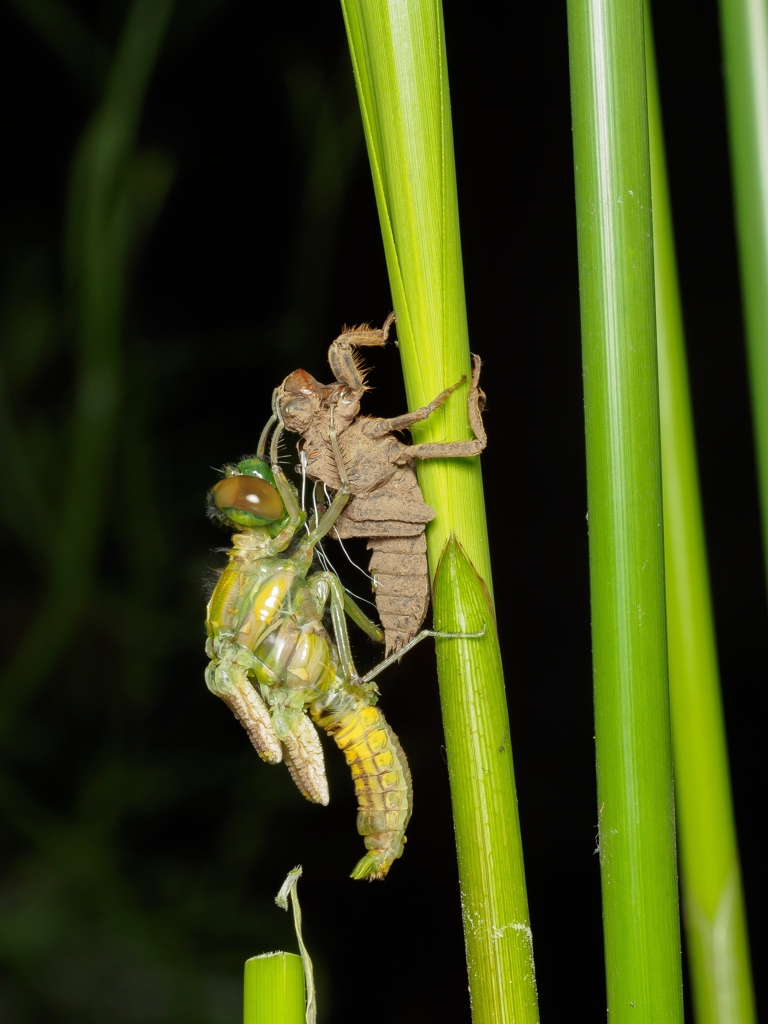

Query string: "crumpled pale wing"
[[221, 675, 282, 765], [281, 714, 329, 805]]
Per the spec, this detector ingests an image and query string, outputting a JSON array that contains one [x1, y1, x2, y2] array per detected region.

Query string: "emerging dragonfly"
[[204, 403, 477, 879]]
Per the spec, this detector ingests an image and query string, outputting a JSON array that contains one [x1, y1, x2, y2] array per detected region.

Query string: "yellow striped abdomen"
[[316, 700, 412, 880]]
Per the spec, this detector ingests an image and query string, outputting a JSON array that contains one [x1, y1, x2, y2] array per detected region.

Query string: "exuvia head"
[[277, 369, 326, 434], [208, 457, 287, 530]]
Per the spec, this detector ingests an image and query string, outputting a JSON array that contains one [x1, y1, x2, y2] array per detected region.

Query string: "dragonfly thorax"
[[231, 530, 273, 552]]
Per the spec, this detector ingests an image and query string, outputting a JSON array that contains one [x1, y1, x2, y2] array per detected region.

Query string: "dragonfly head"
[[208, 457, 289, 531]]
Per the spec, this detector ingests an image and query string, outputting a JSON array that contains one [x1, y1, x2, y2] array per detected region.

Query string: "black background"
[[0, 1, 764, 1022]]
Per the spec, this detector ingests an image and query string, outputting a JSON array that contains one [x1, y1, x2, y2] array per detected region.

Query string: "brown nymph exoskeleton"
[[274, 315, 487, 656]]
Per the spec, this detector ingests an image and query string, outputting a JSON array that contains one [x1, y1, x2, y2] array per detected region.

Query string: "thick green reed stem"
[[646, 15, 757, 1024], [719, 0, 768, 581], [566, 1, 684, 1021], [339, 2, 539, 1021], [244, 953, 304, 1024]]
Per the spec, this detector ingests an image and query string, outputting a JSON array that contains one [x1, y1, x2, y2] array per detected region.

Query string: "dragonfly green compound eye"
[[213, 475, 284, 524]]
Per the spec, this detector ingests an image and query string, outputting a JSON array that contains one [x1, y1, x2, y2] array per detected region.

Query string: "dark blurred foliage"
[[0, 0, 764, 1021]]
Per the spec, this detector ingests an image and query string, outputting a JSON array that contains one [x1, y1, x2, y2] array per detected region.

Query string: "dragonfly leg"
[[308, 488, 350, 545], [302, 400, 355, 548], [398, 355, 487, 461], [328, 400, 350, 491], [342, 590, 384, 644], [271, 387, 351, 543], [307, 572, 383, 648], [269, 405, 351, 544], [368, 375, 466, 437], [266, 418, 307, 529], [359, 625, 486, 687], [257, 412, 278, 457], [327, 312, 394, 388], [307, 570, 359, 683], [304, 404, 353, 543]]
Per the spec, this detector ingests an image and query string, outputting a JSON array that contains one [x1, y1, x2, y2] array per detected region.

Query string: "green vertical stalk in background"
[[719, 0, 768, 581], [244, 954, 304, 1024], [566, 1, 684, 1021], [339, 1, 539, 1021], [646, 14, 756, 1024], [0, 0, 176, 727]]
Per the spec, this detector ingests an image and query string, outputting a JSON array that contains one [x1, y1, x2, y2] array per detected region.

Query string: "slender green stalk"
[[566, 2, 684, 1021], [244, 954, 304, 1024], [0, 0, 176, 731], [243, 868, 312, 1024], [719, 0, 768, 580], [275, 867, 315, 1024], [646, 16, 756, 1024], [339, 2, 538, 1020], [7, 0, 109, 91]]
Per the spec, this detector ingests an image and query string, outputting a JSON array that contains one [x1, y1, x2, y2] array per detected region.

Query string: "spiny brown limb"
[[328, 312, 395, 389], [399, 354, 487, 461], [369, 374, 466, 438]]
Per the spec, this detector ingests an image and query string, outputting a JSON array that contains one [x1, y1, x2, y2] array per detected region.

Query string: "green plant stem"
[[646, 14, 757, 1024], [566, 1, 684, 1020], [0, 0, 175, 733], [433, 538, 537, 1023], [719, 0, 768, 582], [244, 953, 305, 1024], [8, 0, 109, 92], [339, 1, 538, 1020]]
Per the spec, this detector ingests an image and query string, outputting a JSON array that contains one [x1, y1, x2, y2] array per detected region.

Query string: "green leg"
[[342, 591, 384, 644], [360, 625, 485, 687], [257, 412, 277, 457], [265, 420, 309, 533], [307, 571, 358, 683], [307, 489, 351, 545], [268, 412, 351, 543], [306, 568, 383, 645]]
